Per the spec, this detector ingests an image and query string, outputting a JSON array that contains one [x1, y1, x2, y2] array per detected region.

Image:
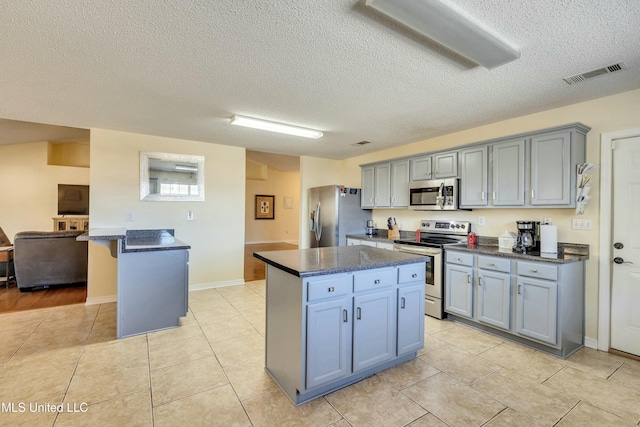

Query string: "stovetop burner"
[[394, 219, 470, 248]]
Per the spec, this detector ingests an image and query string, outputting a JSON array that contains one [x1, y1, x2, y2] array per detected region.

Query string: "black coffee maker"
[[513, 221, 541, 254]]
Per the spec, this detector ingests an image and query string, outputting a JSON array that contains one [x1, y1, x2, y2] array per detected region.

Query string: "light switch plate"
[[478, 216, 486, 226], [572, 218, 593, 230], [126, 212, 135, 222], [187, 211, 194, 221]]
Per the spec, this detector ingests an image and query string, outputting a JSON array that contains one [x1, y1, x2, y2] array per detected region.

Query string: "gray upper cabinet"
[[361, 165, 375, 209], [410, 155, 432, 181], [492, 139, 526, 206], [390, 160, 410, 207], [360, 160, 409, 209], [433, 151, 458, 178], [460, 146, 488, 206], [530, 131, 572, 205], [361, 123, 588, 210]]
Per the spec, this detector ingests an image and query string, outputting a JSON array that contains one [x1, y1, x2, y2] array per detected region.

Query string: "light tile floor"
[[1, 280, 639, 427]]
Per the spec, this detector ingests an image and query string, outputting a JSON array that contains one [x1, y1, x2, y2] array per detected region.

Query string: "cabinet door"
[[433, 152, 458, 178], [361, 166, 375, 208], [346, 238, 361, 246], [306, 297, 352, 389], [374, 163, 391, 207], [445, 264, 473, 319], [390, 160, 410, 207], [477, 270, 511, 331], [515, 276, 558, 345], [397, 284, 425, 356], [353, 289, 395, 372], [410, 156, 432, 181], [530, 131, 571, 205], [460, 146, 488, 207], [492, 139, 525, 206]]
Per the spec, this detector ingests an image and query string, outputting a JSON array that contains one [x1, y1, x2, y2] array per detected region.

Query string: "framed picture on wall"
[[255, 195, 275, 220]]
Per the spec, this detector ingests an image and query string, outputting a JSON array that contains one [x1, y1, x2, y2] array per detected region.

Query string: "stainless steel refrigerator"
[[309, 185, 372, 247]]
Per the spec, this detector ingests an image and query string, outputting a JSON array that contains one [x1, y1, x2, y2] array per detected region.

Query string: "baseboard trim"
[[189, 279, 245, 292], [85, 295, 117, 306], [584, 336, 598, 349], [245, 240, 299, 245]]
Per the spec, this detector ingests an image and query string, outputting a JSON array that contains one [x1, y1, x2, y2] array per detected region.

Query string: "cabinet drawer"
[[307, 275, 352, 302], [516, 261, 557, 281], [353, 268, 396, 292], [445, 251, 474, 267], [398, 263, 425, 284], [477, 255, 511, 273]]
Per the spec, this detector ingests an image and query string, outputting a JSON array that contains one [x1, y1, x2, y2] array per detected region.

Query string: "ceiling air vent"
[[564, 61, 628, 85], [353, 140, 371, 146]]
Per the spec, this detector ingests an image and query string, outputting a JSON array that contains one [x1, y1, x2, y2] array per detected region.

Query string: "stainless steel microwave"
[[409, 178, 459, 210]]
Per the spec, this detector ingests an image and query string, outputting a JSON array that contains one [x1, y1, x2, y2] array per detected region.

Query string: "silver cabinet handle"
[[456, 257, 461, 261], [401, 297, 406, 309], [328, 287, 334, 293], [531, 190, 535, 199], [478, 277, 482, 286], [531, 269, 537, 273], [374, 279, 380, 284], [481, 191, 485, 200], [357, 307, 362, 320], [343, 309, 348, 323], [493, 192, 497, 200], [518, 285, 522, 294], [467, 274, 471, 284], [411, 273, 417, 278], [489, 263, 495, 267]]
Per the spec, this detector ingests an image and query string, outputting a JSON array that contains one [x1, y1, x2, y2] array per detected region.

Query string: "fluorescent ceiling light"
[[230, 115, 323, 139], [366, 0, 520, 69], [175, 165, 198, 172]]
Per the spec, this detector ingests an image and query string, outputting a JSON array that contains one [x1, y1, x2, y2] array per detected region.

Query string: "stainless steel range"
[[393, 219, 470, 319]]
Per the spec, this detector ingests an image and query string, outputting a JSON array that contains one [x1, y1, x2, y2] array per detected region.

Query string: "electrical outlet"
[[572, 218, 593, 230], [543, 217, 552, 224], [477, 216, 486, 226], [187, 211, 194, 221], [126, 212, 135, 222]]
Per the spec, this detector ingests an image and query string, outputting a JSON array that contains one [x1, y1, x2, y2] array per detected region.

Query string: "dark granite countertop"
[[444, 242, 589, 264], [77, 228, 190, 252], [254, 245, 426, 278]]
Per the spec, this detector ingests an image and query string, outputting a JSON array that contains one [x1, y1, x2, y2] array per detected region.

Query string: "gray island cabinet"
[[254, 245, 426, 405], [78, 228, 190, 338]]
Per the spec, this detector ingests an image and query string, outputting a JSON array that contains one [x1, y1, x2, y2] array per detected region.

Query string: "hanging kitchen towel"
[[540, 224, 558, 254]]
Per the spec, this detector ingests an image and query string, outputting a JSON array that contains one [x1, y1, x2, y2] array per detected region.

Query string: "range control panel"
[[419, 219, 471, 235]]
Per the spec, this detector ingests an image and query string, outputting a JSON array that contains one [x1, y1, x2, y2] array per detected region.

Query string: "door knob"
[[614, 257, 633, 264], [614, 242, 624, 249]]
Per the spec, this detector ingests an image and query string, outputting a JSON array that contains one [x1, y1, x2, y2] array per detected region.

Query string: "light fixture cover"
[[366, 0, 520, 69], [230, 115, 323, 139]]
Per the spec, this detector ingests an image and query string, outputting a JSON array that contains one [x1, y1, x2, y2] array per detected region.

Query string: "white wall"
[[87, 129, 246, 301], [245, 164, 300, 244], [0, 141, 89, 239]]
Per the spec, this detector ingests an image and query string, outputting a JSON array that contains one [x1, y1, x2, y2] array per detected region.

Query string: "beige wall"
[[87, 129, 246, 301], [245, 164, 300, 244], [0, 141, 89, 239], [336, 88, 640, 342], [299, 156, 345, 248]]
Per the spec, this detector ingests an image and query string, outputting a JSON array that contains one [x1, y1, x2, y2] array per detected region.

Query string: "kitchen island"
[[79, 228, 190, 338], [254, 245, 427, 405]]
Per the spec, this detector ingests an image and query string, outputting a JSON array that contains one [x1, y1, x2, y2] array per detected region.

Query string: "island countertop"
[[254, 245, 427, 278], [77, 228, 190, 252]]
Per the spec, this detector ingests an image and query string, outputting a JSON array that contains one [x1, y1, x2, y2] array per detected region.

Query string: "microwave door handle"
[[438, 182, 445, 209]]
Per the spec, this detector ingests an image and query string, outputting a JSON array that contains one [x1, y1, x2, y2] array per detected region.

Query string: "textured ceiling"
[[1, 1, 639, 159]]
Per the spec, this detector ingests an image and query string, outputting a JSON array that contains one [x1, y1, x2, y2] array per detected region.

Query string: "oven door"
[[392, 244, 442, 299]]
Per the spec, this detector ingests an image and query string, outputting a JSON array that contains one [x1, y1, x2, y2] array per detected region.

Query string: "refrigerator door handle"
[[309, 210, 315, 231], [315, 201, 322, 241]]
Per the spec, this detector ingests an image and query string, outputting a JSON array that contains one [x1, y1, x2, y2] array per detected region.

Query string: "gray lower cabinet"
[[476, 257, 511, 331], [266, 262, 425, 405], [445, 250, 584, 358], [444, 252, 474, 319], [117, 248, 189, 338], [306, 295, 352, 389], [397, 283, 425, 355]]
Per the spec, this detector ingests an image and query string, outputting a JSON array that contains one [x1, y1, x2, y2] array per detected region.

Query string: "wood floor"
[[245, 242, 298, 281], [0, 282, 87, 314]]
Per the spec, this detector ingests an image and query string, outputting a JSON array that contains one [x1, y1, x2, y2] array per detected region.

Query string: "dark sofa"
[[13, 231, 88, 292]]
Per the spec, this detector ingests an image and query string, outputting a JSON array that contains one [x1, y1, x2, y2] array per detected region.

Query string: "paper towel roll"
[[540, 225, 558, 254]]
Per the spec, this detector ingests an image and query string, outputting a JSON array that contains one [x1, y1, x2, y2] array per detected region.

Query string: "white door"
[[611, 136, 640, 356]]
